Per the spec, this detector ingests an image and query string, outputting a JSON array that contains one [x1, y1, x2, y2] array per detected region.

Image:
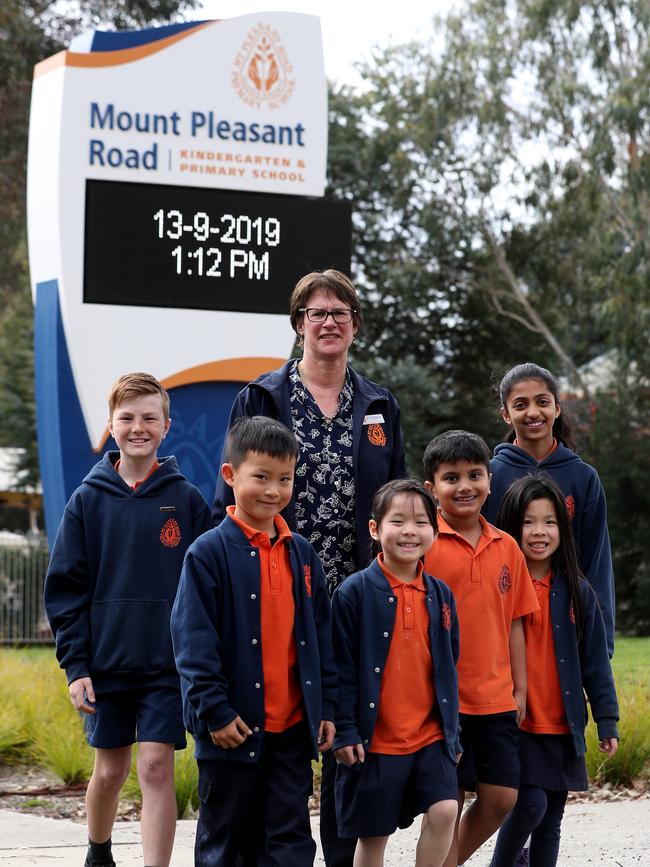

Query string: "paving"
[[1, 799, 648, 865]]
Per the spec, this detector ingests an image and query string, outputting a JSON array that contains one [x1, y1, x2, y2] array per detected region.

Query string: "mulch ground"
[[0, 762, 646, 823]]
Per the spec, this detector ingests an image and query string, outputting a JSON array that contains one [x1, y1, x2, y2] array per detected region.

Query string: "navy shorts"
[[83, 685, 186, 750], [457, 711, 519, 791], [335, 739, 458, 839]]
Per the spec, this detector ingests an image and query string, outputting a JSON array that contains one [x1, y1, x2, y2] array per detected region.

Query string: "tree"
[[324, 1, 650, 629]]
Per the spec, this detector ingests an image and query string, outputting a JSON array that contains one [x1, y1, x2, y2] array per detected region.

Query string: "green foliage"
[[174, 737, 199, 818], [586, 685, 650, 786]]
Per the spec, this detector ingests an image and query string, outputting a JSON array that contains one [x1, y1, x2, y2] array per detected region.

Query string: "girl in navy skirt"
[[490, 473, 619, 867], [484, 362, 615, 657], [332, 479, 461, 867]]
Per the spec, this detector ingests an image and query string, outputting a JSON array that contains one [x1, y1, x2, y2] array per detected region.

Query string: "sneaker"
[[515, 848, 530, 867]]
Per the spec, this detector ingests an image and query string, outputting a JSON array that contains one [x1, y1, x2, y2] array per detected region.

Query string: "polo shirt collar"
[[377, 553, 426, 592], [436, 511, 501, 542], [226, 505, 292, 545], [532, 568, 553, 589]]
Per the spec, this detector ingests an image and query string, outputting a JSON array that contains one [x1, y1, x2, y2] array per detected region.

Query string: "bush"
[[586, 684, 650, 787]]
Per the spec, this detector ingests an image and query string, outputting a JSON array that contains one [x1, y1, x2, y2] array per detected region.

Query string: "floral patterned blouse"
[[289, 360, 356, 595]]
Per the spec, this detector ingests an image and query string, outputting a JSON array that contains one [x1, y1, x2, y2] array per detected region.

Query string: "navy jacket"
[[170, 515, 338, 762], [211, 361, 407, 571], [331, 560, 461, 761], [536, 571, 619, 757], [44, 452, 211, 691], [484, 441, 615, 655]]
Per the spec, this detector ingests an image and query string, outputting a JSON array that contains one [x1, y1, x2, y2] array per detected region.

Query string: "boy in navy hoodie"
[[44, 373, 210, 867], [171, 416, 337, 867]]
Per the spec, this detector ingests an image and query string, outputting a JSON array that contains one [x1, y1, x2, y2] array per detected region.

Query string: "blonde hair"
[[108, 372, 170, 420]]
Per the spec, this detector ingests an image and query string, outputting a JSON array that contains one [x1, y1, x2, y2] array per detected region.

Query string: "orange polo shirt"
[[424, 514, 539, 715], [369, 555, 444, 755], [114, 459, 159, 489], [521, 570, 570, 734], [227, 506, 303, 733]]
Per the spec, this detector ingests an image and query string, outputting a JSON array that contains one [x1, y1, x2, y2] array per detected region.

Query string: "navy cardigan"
[[170, 515, 338, 762], [543, 571, 619, 757], [484, 441, 615, 656], [211, 361, 407, 571], [331, 560, 461, 761]]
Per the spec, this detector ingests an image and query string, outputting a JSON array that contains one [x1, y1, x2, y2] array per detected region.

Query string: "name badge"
[[363, 413, 385, 425]]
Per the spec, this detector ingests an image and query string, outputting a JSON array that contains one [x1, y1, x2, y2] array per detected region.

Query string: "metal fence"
[[0, 542, 53, 644]]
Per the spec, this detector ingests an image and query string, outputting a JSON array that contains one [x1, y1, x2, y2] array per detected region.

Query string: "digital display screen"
[[84, 180, 352, 314]]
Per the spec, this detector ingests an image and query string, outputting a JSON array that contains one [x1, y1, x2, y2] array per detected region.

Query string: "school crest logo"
[[565, 495, 576, 519], [231, 24, 296, 109], [160, 518, 181, 548], [304, 564, 312, 597], [498, 565, 512, 595], [441, 602, 451, 631], [367, 424, 387, 447]]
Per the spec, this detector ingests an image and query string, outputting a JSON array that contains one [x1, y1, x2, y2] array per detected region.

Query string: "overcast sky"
[[197, 1, 452, 84]]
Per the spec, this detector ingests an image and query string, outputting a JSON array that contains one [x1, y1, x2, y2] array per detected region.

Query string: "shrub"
[[586, 684, 650, 787]]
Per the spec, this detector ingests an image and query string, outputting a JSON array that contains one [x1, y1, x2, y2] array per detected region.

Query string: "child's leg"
[[137, 741, 176, 867], [440, 791, 464, 867], [415, 799, 458, 867], [86, 746, 132, 844], [261, 722, 316, 867], [353, 836, 389, 867], [457, 782, 517, 864], [490, 787, 548, 867], [528, 790, 567, 867]]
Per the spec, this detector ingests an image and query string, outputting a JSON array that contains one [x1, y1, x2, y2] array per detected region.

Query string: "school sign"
[[27, 14, 351, 539]]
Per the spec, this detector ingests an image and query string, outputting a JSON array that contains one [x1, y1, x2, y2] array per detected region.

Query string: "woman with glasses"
[[212, 268, 406, 867]]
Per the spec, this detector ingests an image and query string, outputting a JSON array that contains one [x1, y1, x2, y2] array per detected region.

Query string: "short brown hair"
[[108, 372, 170, 420], [289, 269, 363, 335]]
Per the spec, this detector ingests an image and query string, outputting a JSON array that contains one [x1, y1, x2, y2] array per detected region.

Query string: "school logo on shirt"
[[441, 602, 451, 631], [367, 423, 387, 447], [498, 565, 512, 595], [304, 564, 312, 596], [160, 517, 182, 548], [565, 495, 576, 519]]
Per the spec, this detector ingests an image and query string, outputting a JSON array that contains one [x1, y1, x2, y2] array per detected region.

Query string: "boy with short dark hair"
[[171, 415, 337, 867], [422, 430, 539, 867], [44, 372, 211, 867]]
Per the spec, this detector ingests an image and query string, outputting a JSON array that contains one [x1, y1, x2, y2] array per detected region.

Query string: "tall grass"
[[586, 683, 650, 786], [1, 640, 649, 802]]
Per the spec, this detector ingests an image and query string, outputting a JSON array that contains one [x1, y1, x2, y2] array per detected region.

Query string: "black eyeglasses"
[[298, 307, 357, 323]]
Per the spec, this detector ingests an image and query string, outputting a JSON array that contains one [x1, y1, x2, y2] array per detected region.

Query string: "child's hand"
[[69, 677, 96, 714], [334, 744, 365, 766], [210, 716, 252, 749], [317, 720, 336, 752], [513, 689, 526, 727], [598, 737, 618, 757]]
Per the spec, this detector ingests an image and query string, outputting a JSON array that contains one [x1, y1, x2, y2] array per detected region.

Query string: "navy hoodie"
[[44, 452, 211, 691], [484, 441, 615, 655]]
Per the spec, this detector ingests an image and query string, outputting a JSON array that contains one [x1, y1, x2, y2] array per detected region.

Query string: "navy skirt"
[[519, 731, 588, 792]]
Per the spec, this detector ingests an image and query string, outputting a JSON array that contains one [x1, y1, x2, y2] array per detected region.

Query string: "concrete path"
[[0, 800, 648, 865]]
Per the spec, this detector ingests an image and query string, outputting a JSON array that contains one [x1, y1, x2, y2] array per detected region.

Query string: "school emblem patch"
[[304, 564, 312, 597], [441, 602, 451, 631], [160, 518, 181, 548], [565, 495, 576, 519], [367, 424, 387, 447], [498, 565, 512, 595]]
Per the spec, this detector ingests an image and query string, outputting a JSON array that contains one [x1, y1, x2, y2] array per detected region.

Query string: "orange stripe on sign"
[[33, 21, 216, 78], [92, 356, 287, 452]]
